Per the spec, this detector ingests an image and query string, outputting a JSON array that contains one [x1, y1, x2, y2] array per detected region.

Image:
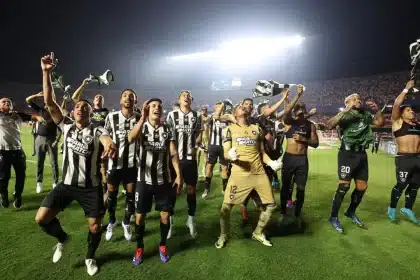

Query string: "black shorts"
[[395, 153, 420, 185], [135, 182, 174, 214], [180, 160, 198, 185], [281, 153, 309, 187], [107, 167, 137, 186], [337, 150, 368, 181], [207, 145, 228, 166], [41, 183, 105, 218]]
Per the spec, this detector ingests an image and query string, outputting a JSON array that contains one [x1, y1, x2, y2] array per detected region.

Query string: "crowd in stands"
[[0, 71, 410, 115]]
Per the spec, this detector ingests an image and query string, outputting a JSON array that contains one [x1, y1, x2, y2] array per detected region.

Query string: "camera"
[[223, 99, 233, 114]]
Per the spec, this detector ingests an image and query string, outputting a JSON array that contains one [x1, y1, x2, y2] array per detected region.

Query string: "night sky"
[[1, 0, 418, 88]]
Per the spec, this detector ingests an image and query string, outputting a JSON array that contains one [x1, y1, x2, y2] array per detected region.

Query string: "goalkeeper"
[[214, 102, 282, 248]]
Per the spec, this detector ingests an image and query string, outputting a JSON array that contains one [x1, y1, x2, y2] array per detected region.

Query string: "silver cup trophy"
[[51, 72, 72, 100], [409, 39, 420, 95]]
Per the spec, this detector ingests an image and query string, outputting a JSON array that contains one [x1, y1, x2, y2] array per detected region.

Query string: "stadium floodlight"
[[167, 34, 305, 65], [231, 78, 242, 87], [167, 51, 215, 61]]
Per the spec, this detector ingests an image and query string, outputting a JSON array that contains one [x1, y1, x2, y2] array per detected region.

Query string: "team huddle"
[[0, 53, 419, 276]]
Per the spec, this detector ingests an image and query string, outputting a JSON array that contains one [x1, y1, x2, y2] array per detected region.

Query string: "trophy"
[[85, 70, 114, 86], [51, 72, 72, 99], [410, 39, 420, 94]]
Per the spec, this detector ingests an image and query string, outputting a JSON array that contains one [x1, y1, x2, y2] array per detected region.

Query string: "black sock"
[[39, 217, 68, 243], [331, 183, 350, 217], [390, 183, 406, 208], [280, 183, 292, 213], [222, 178, 228, 191], [135, 224, 145, 249], [295, 188, 305, 217], [204, 177, 212, 191], [347, 188, 366, 213], [169, 193, 176, 216], [107, 190, 118, 224], [404, 184, 419, 210], [87, 231, 102, 259], [123, 192, 134, 224], [187, 193, 196, 216], [159, 221, 170, 246]]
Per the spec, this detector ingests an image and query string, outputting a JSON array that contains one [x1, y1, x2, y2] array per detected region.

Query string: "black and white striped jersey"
[[137, 121, 176, 186], [166, 109, 203, 161], [59, 118, 108, 188], [105, 111, 141, 170], [208, 118, 229, 146]]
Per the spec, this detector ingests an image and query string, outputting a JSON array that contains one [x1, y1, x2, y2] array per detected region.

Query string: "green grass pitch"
[[1, 126, 419, 280]]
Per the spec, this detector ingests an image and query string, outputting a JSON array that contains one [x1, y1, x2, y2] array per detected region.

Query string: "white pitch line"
[[26, 159, 52, 167]]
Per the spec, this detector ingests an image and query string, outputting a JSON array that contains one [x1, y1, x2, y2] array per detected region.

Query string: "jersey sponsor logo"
[[236, 136, 256, 146], [67, 137, 91, 156], [176, 124, 194, 133], [116, 129, 130, 140], [144, 140, 167, 152]]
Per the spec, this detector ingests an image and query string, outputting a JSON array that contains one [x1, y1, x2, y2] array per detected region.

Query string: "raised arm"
[[262, 89, 289, 117], [26, 92, 44, 104], [222, 127, 233, 161], [41, 53, 64, 124], [366, 101, 384, 127], [326, 108, 351, 130], [129, 101, 148, 143], [213, 103, 236, 123], [283, 85, 304, 125], [71, 79, 89, 103], [305, 108, 317, 119], [392, 80, 414, 122]]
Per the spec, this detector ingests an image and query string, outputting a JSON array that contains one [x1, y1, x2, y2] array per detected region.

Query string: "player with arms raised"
[[388, 80, 420, 224], [214, 102, 282, 248], [327, 93, 384, 233], [35, 53, 116, 276], [281, 86, 319, 227]]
